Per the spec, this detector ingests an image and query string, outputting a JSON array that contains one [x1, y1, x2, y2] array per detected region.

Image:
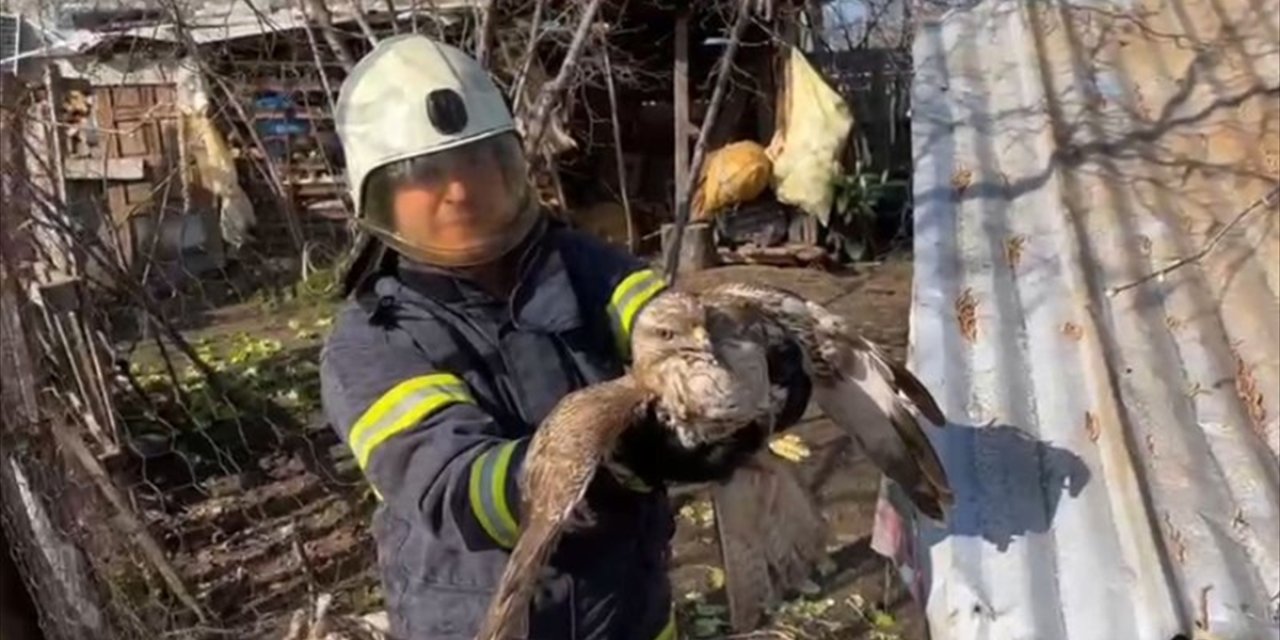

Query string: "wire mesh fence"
[[1, 167, 379, 640]]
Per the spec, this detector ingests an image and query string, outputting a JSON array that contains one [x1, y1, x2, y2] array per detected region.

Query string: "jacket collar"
[[376, 221, 583, 334]]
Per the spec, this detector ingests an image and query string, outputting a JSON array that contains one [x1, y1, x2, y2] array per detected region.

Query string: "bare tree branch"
[[664, 0, 753, 281], [520, 0, 606, 157], [300, 0, 357, 71], [600, 29, 635, 253], [475, 0, 495, 67], [510, 0, 547, 102], [1107, 186, 1279, 297], [351, 0, 380, 46]]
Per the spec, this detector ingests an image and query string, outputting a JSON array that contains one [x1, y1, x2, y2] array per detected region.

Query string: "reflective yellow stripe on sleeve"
[[655, 608, 677, 640], [468, 440, 521, 548], [348, 373, 473, 470], [607, 268, 667, 358]]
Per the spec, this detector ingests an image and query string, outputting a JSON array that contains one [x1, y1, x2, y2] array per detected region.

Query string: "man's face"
[[389, 135, 524, 257]]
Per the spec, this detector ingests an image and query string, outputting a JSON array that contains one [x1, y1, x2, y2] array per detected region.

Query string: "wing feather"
[[853, 335, 946, 426], [811, 338, 952, 521], [701, 281, 953, 521], [475, 377, 651, 640]]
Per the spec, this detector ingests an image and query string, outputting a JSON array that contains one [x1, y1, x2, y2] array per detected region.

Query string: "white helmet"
[[336, 35, 537, 267]]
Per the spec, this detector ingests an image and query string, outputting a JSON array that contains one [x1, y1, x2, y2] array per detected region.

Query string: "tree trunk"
[[661, 222, 718, 275]]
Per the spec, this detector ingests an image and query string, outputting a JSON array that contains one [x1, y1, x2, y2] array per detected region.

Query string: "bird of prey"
[[475, 281, 950, 640]]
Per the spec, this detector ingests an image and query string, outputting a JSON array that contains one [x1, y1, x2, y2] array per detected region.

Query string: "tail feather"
[[474, 521, 561, 640], [887, 400, 953, 519], [714, 455, 829, 631]]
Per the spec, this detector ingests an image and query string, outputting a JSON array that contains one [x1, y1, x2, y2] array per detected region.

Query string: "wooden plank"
[[124, 181, 152, 204], [112, 86, 143, 107], [63, 157, 145, 181], [47, 417, 208, 623], [116, 122, 149, 156], [673, 12, 690, 213]]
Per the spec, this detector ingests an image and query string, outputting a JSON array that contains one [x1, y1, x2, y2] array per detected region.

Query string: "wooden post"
[[39, 64, 74, 278], [673, 12, 690, 214], [48, 416, 209, 624], [660, 221, 717, 275]]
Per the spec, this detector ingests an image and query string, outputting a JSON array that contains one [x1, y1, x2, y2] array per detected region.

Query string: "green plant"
[[123, 330, 322, 438], [829, 162, 910, 261]]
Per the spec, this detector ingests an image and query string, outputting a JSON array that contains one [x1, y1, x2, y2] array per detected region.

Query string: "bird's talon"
[[768, 433, 811, 462]]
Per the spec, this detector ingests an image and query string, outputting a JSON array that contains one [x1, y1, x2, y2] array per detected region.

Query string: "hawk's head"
[[630, 291, 713, 371]]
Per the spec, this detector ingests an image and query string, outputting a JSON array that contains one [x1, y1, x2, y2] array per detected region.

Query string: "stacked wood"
[[718, 243, 834, 269]]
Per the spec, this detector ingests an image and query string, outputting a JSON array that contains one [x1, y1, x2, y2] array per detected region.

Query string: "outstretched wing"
[[475, 377, 652, 640], [813, 334, 952, 520], [703, 281, 952, 521], [713, 452, 828, 631]]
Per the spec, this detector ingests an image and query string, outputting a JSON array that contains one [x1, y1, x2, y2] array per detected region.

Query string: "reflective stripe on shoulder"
[[468, 440, 521, 548], [655, 608, 677, 640], [348, 373, 473, 470], [607, 268, 667, 358]]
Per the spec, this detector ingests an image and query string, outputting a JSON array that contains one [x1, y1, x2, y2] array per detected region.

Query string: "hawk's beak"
[[692, 327, 712, 351]]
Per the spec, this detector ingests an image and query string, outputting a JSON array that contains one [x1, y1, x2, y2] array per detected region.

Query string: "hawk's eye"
[[655, 327, 675, 341]]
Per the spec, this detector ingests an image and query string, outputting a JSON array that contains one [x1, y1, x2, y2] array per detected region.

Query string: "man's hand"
[[607, 337, 813, 490]]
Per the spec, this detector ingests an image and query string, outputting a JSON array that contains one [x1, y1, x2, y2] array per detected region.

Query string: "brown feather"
[[475, 377, 652, 640]]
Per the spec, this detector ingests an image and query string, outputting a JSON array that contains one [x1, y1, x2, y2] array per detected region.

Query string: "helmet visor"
[[358, 132, 536, 267]]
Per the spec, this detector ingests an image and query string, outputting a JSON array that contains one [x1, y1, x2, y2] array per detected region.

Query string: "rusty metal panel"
[[898, 0, 1280, 638]]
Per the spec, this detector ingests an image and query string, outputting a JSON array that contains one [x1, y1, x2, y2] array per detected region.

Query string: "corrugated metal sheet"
[[899, 0, 1280, 637]]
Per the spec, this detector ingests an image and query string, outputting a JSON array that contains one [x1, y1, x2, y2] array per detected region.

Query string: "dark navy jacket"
[[320, 221, 677, 640]]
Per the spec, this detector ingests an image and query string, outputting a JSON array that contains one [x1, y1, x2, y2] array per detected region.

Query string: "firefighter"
[[320, 35, 810, 639]]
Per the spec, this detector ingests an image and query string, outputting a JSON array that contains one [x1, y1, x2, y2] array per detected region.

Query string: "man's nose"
[[441, 175, 470, 202]]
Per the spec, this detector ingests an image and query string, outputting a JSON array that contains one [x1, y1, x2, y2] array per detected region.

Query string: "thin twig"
[[382, 0, 400, 33], [301, 0, 357, 71], [600, 33, 636, 253], [510, 0, 547, 104], [663, 0, 753, 282], [351, 0, 380, 46], [288, 522, 321, 597], [1107, 185, 1279, 297], [475, 0, 495, 67], [521, 0, 606, 157]]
